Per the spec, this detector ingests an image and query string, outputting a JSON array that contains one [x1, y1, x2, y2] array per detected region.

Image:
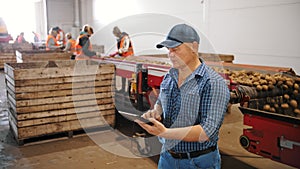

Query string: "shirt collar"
[[169, 58, 207, 79]]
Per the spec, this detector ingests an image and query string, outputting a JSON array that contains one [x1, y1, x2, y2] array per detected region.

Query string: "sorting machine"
[[96, 56, 299, 167]]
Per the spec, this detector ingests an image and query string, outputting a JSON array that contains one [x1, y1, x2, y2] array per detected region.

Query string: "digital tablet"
[[118, 111, 151, 124]]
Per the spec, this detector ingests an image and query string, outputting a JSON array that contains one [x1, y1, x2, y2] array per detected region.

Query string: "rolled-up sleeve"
[[200, 79, 230, 139]]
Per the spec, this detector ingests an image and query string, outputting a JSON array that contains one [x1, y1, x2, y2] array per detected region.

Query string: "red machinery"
[[102, 56, 171, 110], [239, 107, 300, 168], [95, 56, 300, 165]]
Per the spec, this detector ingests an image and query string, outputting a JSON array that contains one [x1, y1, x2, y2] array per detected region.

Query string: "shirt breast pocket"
[[181, 92, 201, 124]]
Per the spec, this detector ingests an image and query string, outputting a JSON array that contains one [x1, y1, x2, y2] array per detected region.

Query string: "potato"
[[281, 103, 289, 109], [283, 94, 290, 100], [262, 85, 269, 91], [286, 81, 294, 88], [256, 85, 263, 91], [283, 85, 289, 90], [270, 99, 276, 103], [270, 107, 276, 113], [294, 83, 299, 90], [277, 81, 283, 86], [263, 104, 271, 111], [268, 84, 274, 90], [290, 100, 298, 108], [260, 79, 268, 85], [293, 90, 299, 96], [274, 104, 279, 108], [294, 109, 300, 114], [253, 82, 260, 86], [252, 77, 259, 82]]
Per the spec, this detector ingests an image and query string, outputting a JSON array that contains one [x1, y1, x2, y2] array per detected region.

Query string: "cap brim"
[[156, 40, 182, 49]]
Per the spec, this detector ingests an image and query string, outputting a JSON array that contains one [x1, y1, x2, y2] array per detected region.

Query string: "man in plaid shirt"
[[136, 24, 230, 169]]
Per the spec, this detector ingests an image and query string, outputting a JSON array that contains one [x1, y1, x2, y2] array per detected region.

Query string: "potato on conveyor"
[[290, 99, 298, 108], [281, 103, 289, 109], [263, 104, 271, 111], [294, 83, 299, 90]]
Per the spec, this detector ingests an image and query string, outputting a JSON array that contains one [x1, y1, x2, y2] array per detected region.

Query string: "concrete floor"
[[0, 70, 297, 169]]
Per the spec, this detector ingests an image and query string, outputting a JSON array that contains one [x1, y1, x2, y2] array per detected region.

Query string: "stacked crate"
[[0, 52, 16, 69], [4, 60, 115, 144], [0, 43, 33, 69], [16, 50, 72, 63]]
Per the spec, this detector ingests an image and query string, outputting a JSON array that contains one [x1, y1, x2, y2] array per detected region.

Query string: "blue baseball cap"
[[156, 24, 200, 49]]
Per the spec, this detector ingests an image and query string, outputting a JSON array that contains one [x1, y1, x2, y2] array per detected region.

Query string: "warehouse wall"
[[46, 0, 75, 35], [206, 0, 300, 74], [89, 0, 209, 55]]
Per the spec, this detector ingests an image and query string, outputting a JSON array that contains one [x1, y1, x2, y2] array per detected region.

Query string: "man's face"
[[167, 43, 195, 69]]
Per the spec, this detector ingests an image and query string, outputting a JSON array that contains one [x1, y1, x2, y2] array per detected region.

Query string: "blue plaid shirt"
[[157, 61, 230, 153]]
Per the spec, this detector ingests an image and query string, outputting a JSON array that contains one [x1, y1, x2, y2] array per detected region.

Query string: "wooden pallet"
[[4, 60, 116, 145], [0, 52, 16, 69], [16, 50, 72, 63]]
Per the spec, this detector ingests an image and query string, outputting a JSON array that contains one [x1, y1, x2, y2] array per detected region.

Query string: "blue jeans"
[[158, 147, 221, 169]]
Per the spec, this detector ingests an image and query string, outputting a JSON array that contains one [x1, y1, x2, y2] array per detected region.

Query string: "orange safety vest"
[[67, 39, 76, 54], [46, 35, 59, 50], [118, 35, 134, 57], [75, 34, 92, 55]]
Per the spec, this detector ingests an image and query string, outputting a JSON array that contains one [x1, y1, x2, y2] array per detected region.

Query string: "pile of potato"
[[108, 56, 172, 66], [213, 67, 300, 117]]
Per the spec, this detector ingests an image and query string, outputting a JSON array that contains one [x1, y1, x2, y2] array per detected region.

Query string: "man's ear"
[[192, 41, 199, 53]]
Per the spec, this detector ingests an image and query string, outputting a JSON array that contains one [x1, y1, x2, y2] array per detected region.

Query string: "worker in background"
[[63, 32, 76, 59], [53, 26, 66, 45], [32, 31, 40, 42], [16, 32, 27, 43], [110, 26, 134, 93], [110, 26, 134, 57], [46, 27, 62, 51], [136, 24, 230, 169], [75, 24, 100, 60]]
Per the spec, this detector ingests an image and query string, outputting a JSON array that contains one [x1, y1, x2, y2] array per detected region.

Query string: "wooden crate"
[[0, 43, 33, 53], [0, 52, 16, 69], [16, 50, 72, 63], [4, 60, 116, 144]]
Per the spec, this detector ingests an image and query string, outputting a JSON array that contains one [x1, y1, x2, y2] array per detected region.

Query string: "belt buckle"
[[178, 153, 182, 159]]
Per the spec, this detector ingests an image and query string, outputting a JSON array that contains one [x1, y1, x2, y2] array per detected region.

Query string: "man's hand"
[[142, 104, 162, 121], [135, 118, 167, 136], [142, 109, 162, 121]]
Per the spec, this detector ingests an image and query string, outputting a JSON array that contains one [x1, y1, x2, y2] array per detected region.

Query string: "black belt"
[[168, 146, 216, 159]]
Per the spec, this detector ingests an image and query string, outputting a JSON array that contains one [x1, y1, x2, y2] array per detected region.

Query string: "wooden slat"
[[17, 104, 115, 120], [7, 73, 114, 87], [11, 79, 114, 93], [12, 86, 113, 100], [14, 92, 113, 107], [17, 116, 114, 139], [9, 97, 114, 113], [7, 62, 115, 80], [17, 109, 115, 127]]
